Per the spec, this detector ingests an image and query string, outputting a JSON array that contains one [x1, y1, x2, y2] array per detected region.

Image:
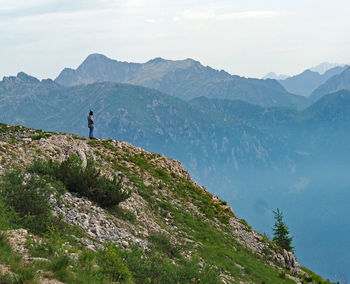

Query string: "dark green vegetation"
[[0, 169, 54, 234], [0, 153, 129, 235], [272, 209, 294, 252], [29, 155, 130, 207], [0, 155, 219, 283], [55, 53, 308, 108], [0, 228, 220, 283]]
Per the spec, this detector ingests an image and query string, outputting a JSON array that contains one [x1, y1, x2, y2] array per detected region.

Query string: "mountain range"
[[56, 54, 350, 109], [309, 62, 344, 74], [278, 66, 348, 97], [310, 66, 350, 102], [2, 68, 350, 278], [56, 54, 350, 107], [55, 54, 308, 109]]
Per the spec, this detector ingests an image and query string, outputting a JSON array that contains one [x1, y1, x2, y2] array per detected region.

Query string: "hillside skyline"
[[1, 52, 349, 83]]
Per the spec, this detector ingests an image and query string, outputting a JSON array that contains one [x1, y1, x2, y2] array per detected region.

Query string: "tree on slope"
[[272, 208, 294, 252]]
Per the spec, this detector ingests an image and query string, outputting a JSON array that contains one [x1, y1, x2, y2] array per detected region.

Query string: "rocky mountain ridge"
[[278, 66, 347, 97], [310, 66, 350, 102], [55, 53, 307, 109], [0, 123, 327, 283]]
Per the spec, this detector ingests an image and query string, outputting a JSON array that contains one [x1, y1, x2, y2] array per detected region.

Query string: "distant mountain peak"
[[184, 57, 200, 64], [16, 72, 40, 83], [279, 65, 348, 97], [145, 57, 200, 66], [301, 69, 317, 75], [310, 66, 350, 101], [1, 72, 40, 84], [85, 53, 110, 61], [79, 53, 115, 67], [309, 62, 344, 74], [146, 57, 166, 64], [263, 72, 289, 80]]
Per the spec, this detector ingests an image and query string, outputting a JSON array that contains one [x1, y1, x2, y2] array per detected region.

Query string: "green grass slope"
[[0, 123, 330, 283]]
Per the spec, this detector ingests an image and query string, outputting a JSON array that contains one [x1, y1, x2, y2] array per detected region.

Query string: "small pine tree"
[[272, 208, 294, 252]]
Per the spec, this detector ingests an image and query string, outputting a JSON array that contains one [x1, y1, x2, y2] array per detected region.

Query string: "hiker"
[[87, 110, 95, 139]]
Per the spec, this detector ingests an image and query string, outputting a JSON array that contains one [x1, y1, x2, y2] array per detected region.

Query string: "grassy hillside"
[[0, 123, 329, 283]]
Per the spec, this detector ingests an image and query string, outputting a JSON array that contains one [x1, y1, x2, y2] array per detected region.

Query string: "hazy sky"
[[1, 0, 350, 79]]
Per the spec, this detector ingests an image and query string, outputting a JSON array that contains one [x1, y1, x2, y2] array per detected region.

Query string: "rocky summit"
[[0, 123, 327, 283]]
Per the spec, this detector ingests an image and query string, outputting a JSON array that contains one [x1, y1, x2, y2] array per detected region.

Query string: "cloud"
[[183, 9, 280, 21], [0, 0, 117, 19], [289, 177, 309, 194], [0, 0, 49, 11]]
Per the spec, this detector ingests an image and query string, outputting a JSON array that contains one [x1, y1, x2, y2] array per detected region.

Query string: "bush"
[[30, 155, 130, 207], [49, 254, 71, 272], [120, 245, 220, 284], [97, 244, 133, 283], [0, 198, 15, 230], [29, 158, 59, 178], [112, 206, 136, 223], [31, 133, 51, 140], [91, 173, 127, 207], [148, 233, 180, 258], [55, 155, 99, 196], [0, 169, 52, 233]]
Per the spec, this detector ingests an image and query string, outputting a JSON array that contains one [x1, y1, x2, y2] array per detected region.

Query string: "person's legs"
[[89, 127, 94, 138]]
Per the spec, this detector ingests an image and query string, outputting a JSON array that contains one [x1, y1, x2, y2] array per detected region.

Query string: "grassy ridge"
[[0, 128, 331, 283]]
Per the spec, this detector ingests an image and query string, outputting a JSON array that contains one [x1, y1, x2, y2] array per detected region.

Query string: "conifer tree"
[[272, 208, 294, 252]]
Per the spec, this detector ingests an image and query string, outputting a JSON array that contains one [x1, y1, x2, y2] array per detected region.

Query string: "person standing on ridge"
[[87, 110, 95, 139]]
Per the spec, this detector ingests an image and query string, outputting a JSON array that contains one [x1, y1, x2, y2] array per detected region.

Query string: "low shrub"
[[49, 254, 71, 272], [31, 133, 51, 140], [15, 267, 36, 283], [0, 198, 15, 230], [97, 243, 133, 283], [0, 169, 53, 234], [112, 206, 136, 223], [120, 245, 220, 284], [148, 233, 180, 258], [91, 173, 126, 207], [217, 214, 230, 224], [29, 158, 59, 177], [154, 168, 169, 181], [30, 155, 130, 207]]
